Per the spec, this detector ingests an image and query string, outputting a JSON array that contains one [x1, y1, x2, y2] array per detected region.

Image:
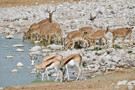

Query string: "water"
[[0, 34, 84, 88], [0, 34, 36, 88]]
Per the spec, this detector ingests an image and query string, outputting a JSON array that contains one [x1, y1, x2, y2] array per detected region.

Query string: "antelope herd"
[[24, 8, 134, 82]]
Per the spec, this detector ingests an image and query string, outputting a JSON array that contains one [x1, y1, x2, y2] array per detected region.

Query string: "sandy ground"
[[0, 0, 80, 7], [4, 69, 135, 90]]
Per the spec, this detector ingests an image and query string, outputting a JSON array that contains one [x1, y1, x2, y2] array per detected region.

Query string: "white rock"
[[12, 69, 18, 73], [51, 73, 57, 77], [30, 71, 36, 74], [5, 35, 14, 39], [29, 46, 41, 52], [47, 44, 63, 50], [16, 48, 24, 52], [16, 62, 24, 67], [117, 80, 128, 86], [13, 44, 23, 47], [34, 41, 40, 44], [6, 56, 13, 59], [95, 50, 105, 56], [42, 49, 52, 53]]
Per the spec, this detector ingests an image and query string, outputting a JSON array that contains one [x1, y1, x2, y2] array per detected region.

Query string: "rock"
[[30, 71, 36, 74], [16, 48, 24, 52], [29, 51, 42, 56], [106, 48, 115, 54], [42, 49, 52, 53], [51, 73, 57, 77], [29, 46, 41, 52], [13, 44, 24, 47], [12, 69, 18, 73], [27, 67, 31, 69], [95, 50, 105, 56], [5, 35, 14, 39], [16, 62, 24, 67], [117, 80, 128, 86], [112, 56, 121, 63], [34, 41, 40, 44], [6, 56, 13, 59], [47, 44, 63, 50]]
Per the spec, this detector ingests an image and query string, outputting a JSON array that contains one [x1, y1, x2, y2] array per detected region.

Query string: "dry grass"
[[0, 0, 81, 7], [4, 69, 135, 90]]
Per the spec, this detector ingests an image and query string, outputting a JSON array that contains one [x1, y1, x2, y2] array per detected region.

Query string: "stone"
[[12, 69, 18, 73], [6, 56, 13, 59], [16, 62, 24, 67], [117, 80, 128, 86], [47, 44, 63, 50], [13, 44, 23, 47], [5, 35, 14, 39], [29, 46, 41, 52], [16, 48, 24, 52]]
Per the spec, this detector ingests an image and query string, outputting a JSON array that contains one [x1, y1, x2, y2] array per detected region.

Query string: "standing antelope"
[[83, 29, 108, 48], [33, 54, 63, 81], [38, 22, 63, 44], [23, 7, 56, 42], [60, 54, 82, 82], [106, 27, 133, 48]]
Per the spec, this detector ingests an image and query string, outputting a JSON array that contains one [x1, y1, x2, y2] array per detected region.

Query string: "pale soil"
[[4, 69, 135, 90], [0, 0, 81, 7]]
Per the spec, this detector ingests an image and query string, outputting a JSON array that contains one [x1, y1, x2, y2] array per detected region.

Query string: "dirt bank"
[[0, 0, 80, 7], [4, 69, 135, 90]]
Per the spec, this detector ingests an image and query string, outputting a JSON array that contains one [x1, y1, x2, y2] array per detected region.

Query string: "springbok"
[[33, 54, 63, 81], [39, 22, 63, 44], [83, 29, 108, 48], [34, 58, 61, 81], [106, 27, 133, 48], [60, 54, 82, 82], [64, 27, 93, 45], [23, 7, 56, 42], [64, 27, 94, 50]]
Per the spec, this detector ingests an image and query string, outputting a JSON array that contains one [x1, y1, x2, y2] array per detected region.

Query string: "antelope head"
[[46, 7, 56, 23], [30, 54, 39, 66]]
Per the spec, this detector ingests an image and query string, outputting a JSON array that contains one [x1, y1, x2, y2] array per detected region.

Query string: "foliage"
[[128, 51, 132, 54]]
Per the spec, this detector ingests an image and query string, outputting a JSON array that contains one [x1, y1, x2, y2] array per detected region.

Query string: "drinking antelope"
[[83, 29, 108, 48], [33, 54, 63, 81], [60, 54, 82, 82]]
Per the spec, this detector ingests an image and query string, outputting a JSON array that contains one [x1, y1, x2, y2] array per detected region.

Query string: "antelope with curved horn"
[[106, 27, 133, 48], [23, 7, 56, 42], [33, 54, 63, 81], [60, 54, 82, 82]]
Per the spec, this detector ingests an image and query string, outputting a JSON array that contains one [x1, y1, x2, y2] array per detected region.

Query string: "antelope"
[[64, 27, 94, 50], [30, 54, 63, 66], [32, 54, 63, 81], [60, 54, 82, 82], [83, 29, 108, 48], [23, 7, 56, 42], [64, 27, 93, 45], [106, 27, 133, 48], [39, 22, 63, 45], [34, 58, 61, 81]]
